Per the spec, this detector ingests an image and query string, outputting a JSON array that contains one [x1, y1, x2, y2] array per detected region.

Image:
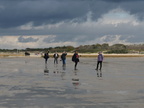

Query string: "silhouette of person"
[[53, 52, 59, 64], [72, 51, 79, 70], [61, 51, 67, 66], [44, 51, 49, 64], [96, 51, 104, 70]]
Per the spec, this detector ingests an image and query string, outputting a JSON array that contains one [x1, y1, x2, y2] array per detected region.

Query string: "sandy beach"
[[0, 52, 144, 58]]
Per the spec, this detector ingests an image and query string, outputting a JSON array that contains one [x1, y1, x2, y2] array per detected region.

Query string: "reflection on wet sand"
[[96, 69, 102, 77], [52, 64, 66, 80], [62, 64, 66, 70], [72, 70, 80, 89], [60, 72, 66, 80], [44, 64, 49, 75], [0, 57, 144, 108]]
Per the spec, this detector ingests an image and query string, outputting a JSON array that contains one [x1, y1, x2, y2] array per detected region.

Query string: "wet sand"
[[0, 57, 144, 108]]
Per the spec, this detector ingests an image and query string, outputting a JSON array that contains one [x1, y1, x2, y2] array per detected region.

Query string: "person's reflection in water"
[[72, 70, 80, 89], [54, 63, 58, 72], [62, 65, 66, 71], [72, 82, 80, 89], [44, 64, 49, 75], [74, 69, 77, 75], [61, 72, 66, 80], [61, 64, 66, 80], [54, 63, 58, 68], [96, 70, 102, 77]]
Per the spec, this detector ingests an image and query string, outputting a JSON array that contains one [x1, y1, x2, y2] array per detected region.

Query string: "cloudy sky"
[[0, 0, 144, 49]]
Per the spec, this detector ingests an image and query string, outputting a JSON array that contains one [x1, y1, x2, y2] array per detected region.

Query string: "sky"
[[0, 0, 144, 49]]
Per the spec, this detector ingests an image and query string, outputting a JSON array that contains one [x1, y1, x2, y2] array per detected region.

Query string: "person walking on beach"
[[44, 51, 49, 64], [61, 51, 67, 66], [53, 52, 59, 64], [96, 51, 104, 70], [72, 51, 79, 70]]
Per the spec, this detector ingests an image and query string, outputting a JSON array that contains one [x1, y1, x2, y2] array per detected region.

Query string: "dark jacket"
[[61, 53, 67, 60], [44, 53, 49, 59], [72, 53, 79, 62]]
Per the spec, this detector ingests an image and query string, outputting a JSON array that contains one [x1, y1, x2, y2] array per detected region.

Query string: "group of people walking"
[[44, 51, 104, 70], [44, 51, 68, 66]]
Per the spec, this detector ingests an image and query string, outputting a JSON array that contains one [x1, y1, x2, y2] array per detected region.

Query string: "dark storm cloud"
[[0, 0, 89, 28], [1, 0, 144, 29], [102, 0, 144, 2], [18, 36, 38, 43]]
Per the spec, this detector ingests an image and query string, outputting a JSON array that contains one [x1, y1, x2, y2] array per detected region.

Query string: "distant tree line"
[[76, 43, 144, 54], [0, 44, 144, 54]]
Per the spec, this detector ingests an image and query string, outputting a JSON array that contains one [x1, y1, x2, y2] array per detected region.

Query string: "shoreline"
[[79, 53, 144, 57], [0, 53, 144, 58]]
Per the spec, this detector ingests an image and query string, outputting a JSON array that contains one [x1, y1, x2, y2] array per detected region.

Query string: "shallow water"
[[0, 57, 144, 108]]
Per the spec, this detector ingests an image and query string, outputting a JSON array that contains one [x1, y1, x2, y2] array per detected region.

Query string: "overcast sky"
[[0, 0, 144, 49]]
